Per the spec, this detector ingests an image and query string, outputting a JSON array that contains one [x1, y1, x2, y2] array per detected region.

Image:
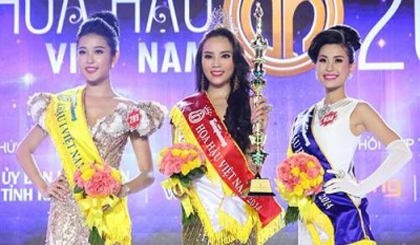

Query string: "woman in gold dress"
[[16, 11, 166, 244]]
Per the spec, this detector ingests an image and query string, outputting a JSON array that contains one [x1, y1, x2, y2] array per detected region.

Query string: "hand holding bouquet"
[[158, 143, 206, 222], [276, 152, 324, 224], [73, 162, 123, 245]]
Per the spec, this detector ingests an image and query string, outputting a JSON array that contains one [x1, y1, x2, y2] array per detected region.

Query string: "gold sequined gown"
[[28, 93, 166, 245]]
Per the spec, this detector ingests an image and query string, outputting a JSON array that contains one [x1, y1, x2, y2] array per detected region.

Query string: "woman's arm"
[[351, 102, 399, 143], [324, 102, 412, 197], [16, 125, 67, 200], [119, 132, 155, 197]]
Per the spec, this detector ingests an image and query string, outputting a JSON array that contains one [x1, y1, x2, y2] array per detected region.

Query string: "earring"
[[201, 74, 205, 92], [233, 75, 239, 92], [348, 73, 353, 79]]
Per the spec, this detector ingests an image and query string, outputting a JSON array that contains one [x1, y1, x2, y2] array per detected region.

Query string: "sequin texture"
[[27, 93, 166, 245]]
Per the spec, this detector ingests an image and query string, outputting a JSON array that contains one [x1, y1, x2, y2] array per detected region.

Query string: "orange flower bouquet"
[[276, 152, 324, 224], [158, 143, 206, 223], [73, 162, 123, 245]]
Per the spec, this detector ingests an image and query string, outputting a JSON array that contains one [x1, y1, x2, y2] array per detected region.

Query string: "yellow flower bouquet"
[[73, 162, 122, 245], [276, 152, 324, 224], [158, 143, 206, 224]]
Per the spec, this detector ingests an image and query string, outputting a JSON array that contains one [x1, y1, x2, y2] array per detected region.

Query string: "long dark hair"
[[195, 28, 252, 152], [308, 25, 361, 64], [77, 11, 120, 56]]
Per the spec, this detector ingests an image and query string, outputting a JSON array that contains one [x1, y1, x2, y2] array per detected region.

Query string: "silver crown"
[[205, 6, 238, 35]]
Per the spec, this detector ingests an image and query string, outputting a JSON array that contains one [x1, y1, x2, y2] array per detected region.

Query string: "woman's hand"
[[172, 184, 188, 200], [117, 184, 130, 199], [323, 169, 363, 198], [41, 175, 67, 201], [250, 97, 272, 134]]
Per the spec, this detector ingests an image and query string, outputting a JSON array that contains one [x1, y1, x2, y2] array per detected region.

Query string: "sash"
[[290, 106, 375, 245], [172, 93, 282, 243], [44, 86, 131, 244]]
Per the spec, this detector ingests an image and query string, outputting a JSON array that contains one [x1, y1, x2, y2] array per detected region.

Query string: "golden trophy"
[[248, 2, 275, 196]]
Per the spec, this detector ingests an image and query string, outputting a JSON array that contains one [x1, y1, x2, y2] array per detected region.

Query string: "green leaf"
[[284, 206, 300, 225], [88, 226, 104, 245], [180, 176, 191, 187], [187, 168, 205, 179], [73, 185, 83, 194], [181, 205, 197, 225]]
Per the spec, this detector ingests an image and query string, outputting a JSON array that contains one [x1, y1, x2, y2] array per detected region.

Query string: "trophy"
[[248, 2, 275, 196]]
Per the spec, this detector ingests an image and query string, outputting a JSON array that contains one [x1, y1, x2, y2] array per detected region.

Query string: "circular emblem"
[[188, 109, 206, 124], [126, 108, 142, 130], [223, 0, 344, 76]]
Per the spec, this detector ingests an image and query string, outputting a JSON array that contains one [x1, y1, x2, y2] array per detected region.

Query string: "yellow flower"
[[181, 165, 192, 175], [180, 150, 190, 159], [293, 185, 304, 196], [189, 151, 198, 158], [307, 160, 315, 168], [309, 178, 318, 187], [181, 161, 194, 175], [81, 168, 95, 182], [291, 167, 301, 177], [316, 175, 323, 184], [171, 149, 182, 157], [301, 178, 311, 189], [299, 172, 309, 180], [181, 158, 202, 175], [191, 159, 201, 168]]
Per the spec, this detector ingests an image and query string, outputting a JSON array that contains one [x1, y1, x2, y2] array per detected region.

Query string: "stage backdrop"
[[0, 0, 419, 244]]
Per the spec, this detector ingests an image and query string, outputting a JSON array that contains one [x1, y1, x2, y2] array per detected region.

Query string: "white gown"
[[297, 98, 361, 244]]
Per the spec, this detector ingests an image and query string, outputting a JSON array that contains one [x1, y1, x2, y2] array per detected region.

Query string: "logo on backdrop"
[[223, 0, 344, 76]]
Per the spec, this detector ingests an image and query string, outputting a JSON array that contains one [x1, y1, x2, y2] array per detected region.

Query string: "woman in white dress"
[[288, 25, 412, 245]]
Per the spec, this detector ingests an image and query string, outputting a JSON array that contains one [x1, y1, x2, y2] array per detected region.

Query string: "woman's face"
[[201, 36, 235, 90], [315, 44, 354, 91], [77, 34, 118, 84]]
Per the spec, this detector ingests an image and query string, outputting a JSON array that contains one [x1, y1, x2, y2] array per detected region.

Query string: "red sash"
[[177, 93, 281, 227]]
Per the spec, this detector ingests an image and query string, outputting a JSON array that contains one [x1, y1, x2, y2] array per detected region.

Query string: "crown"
[[205, 6, 237, 35]]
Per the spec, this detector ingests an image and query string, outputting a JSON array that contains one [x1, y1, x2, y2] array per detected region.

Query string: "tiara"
[[205, 6, 238, 35]]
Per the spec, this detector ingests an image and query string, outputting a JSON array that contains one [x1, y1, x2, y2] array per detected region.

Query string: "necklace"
[[317, 98, 350, 126]]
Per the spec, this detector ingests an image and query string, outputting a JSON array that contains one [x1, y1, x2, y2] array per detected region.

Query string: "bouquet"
[[73, 162, 123, 245], [276, 152, 324, 225], [158, 143, 206, 223]]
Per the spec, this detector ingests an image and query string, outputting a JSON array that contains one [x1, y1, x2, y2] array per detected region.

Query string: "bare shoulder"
[[353, 100, 400, 144], [351, 101, 382, 136], [353, 101, 380, 121], [354, 101, 376, 113]]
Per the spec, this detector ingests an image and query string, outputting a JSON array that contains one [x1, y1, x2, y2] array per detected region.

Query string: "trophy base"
[[248, 177, 275, 197], [247, 192, 275, 196]]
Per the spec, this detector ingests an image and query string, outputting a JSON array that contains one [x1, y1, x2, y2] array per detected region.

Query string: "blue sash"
[[291, 107, 375, 244]]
